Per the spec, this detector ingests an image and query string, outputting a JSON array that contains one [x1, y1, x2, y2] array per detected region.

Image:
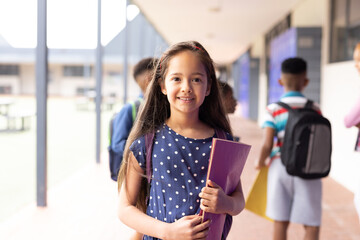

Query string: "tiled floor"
[[0, 115, 359, 240]]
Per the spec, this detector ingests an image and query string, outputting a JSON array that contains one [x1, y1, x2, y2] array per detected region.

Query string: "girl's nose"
[[181, 80, 192, 93]]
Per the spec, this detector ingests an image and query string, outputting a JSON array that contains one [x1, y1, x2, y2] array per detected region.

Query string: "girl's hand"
[[129, 232, 143, 240], [164, 215, 210, 240], [254, 159, 266, 170], [199, 180, 229, 214]]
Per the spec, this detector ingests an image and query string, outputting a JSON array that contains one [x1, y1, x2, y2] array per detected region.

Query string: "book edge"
[[201, 138, 217, 222]]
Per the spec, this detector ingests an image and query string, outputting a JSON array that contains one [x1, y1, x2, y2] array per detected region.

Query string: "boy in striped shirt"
[[255, 57, 322, 240]]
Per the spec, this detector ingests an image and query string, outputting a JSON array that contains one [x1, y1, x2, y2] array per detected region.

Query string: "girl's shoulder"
[[129, 134, 147, 169], [129, 126, 165, 152], [129, 134, 146, 152]]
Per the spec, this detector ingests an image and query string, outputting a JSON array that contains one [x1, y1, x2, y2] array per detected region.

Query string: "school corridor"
[[0, 114, 359, 240]]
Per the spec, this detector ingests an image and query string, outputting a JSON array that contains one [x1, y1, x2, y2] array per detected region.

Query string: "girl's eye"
[[192, 78, 201, 83], [172, 77, 181, 82]]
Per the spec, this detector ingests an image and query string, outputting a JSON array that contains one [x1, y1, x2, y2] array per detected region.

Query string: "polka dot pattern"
[[129, 124, 232, 240]]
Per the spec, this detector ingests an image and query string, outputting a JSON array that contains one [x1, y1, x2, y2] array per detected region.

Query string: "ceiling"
[[133, 0, 301, 65]]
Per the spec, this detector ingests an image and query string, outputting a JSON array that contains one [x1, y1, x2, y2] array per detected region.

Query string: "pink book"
[[201, 138, 251, 240]]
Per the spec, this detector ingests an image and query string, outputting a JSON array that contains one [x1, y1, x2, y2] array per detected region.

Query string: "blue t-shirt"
[[129, 123, 232, 240]]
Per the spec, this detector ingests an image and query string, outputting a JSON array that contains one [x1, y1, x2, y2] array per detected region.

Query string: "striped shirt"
[[262, 91, 321, 161]]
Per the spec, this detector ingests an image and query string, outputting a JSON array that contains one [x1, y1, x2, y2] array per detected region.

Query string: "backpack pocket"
[[303, 123, 331, 175], [294, 123, 331, 178]]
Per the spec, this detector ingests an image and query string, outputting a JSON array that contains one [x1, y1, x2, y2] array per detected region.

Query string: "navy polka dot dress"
[[130, 124, 231, 240]]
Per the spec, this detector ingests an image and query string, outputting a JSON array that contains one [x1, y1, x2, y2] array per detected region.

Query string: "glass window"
[[330, 0, 360, 62], [0, 65, 19, 75], [63, 65, 88, 77]]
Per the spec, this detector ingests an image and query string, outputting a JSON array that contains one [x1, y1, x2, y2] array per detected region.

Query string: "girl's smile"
[[118, 42, 240, 239], [161, 50, 210, 116], [177, 96, 194, 102]]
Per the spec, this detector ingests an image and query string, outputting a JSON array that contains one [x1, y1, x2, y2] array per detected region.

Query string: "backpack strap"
[[131, 98, 143, 123], [278, 100, 314, 111], [144, 132, 155, 184], [108, 112, 120, 146], [304, 100, 313, 109], [276, 101, 292, 112], [215, 129, 227, 139]]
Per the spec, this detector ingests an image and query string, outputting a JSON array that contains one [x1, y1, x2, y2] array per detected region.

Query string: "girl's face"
[[161, 50, 210, 117]]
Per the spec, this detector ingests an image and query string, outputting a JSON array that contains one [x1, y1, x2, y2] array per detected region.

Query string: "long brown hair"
[[118, 41, 232, 211]]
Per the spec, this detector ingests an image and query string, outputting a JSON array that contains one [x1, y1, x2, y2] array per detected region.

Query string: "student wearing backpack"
[[117, 41, 245, 240], [344, 42, 360, 149], [344, 42, 360, 221], [109, 57, 158, 181], [255, 57, 324, 240]]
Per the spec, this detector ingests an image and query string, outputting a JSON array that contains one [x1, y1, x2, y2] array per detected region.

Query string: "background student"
[[219, 81, 237, 114], [344, 42, 360, 220], [118, 41, 245, 240], [218, 80, 241, 142], [255, 57, 322, 240], [344, 43, 360, 142], [109, 57, 158, 181]]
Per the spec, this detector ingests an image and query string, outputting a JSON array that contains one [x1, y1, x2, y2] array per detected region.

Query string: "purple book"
[[201, 138, 251, 240]]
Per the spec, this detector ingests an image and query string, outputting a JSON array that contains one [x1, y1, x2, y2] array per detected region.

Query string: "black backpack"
[[108, 98, 142, 181], [277, 100, 332, 179]]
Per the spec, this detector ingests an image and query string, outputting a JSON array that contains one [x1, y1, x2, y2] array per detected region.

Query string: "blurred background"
[[0, 0, 359, 239]]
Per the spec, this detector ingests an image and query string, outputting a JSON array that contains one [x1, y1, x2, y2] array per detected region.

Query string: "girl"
[[344, 42, 360, 221], [344, 42, 360, 133], [118, 41, 245, 240]]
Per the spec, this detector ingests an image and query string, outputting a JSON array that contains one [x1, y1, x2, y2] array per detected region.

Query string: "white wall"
[[291, 0, 326, 27], [48, 65, 63, 96], [255, 36, 268, 126], [19, 64, 35, 95], [251, 35, 265, 59], [322, 61, 360, 192], [319, 0, 360, 193]]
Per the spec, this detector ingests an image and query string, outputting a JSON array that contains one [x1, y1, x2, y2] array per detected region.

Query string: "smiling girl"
[[117, 41, 245, 240]]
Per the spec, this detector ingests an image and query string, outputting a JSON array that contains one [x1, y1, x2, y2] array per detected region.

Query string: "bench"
[[4, 111, 35, 131], [75, 97, 116, 111]]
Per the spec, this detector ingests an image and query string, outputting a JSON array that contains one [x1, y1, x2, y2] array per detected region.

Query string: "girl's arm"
[[118, 153, 167, 238], [118, 152, 211, 240], [255, 127, 275, 169], [199, 179, 244, 216], [344, 97, 360, 128]]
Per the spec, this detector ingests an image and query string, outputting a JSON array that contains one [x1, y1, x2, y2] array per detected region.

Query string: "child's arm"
[[344, 97, 360, 128], [118, 152, 211, 240], [254, 127, 275, 169], [199, 179, 244, 216]]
